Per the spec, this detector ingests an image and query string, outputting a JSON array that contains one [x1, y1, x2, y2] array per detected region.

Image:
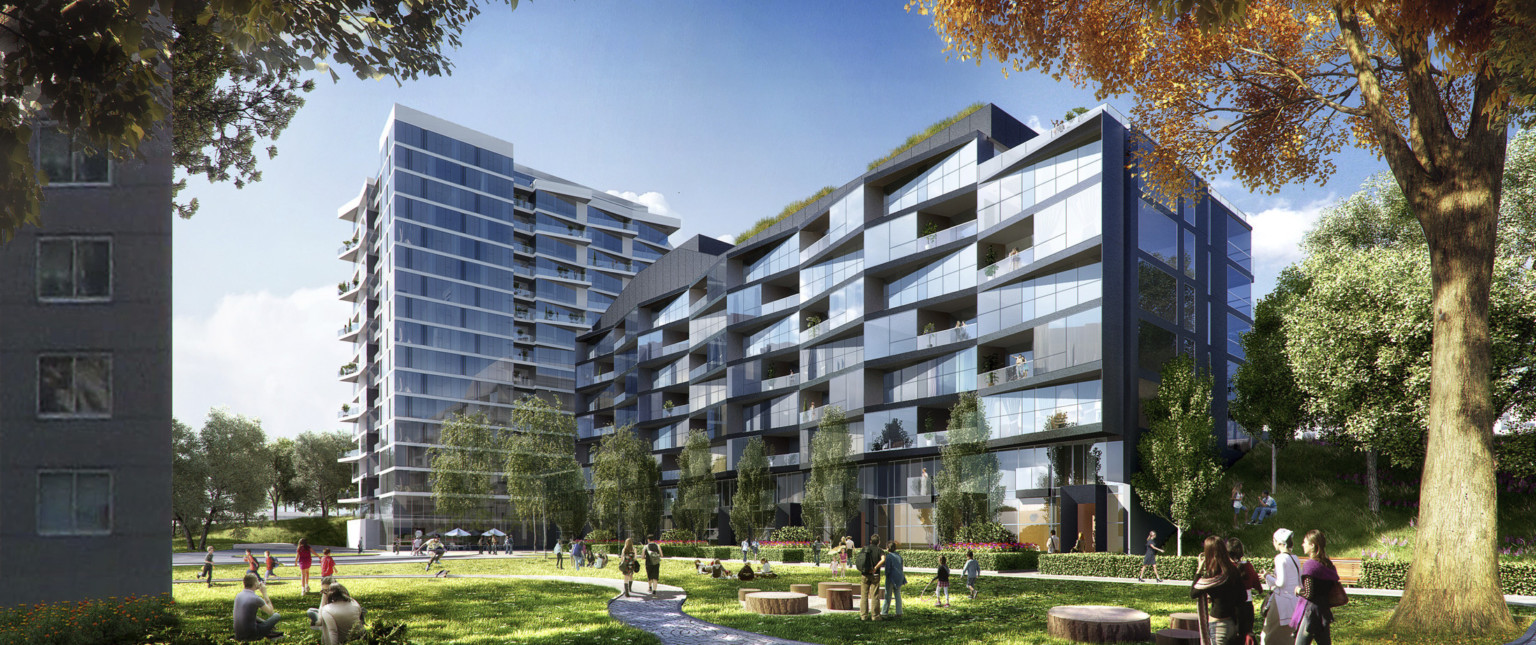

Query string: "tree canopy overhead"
[[912, 0, 1534, 632], [0, 0, 514, 239]]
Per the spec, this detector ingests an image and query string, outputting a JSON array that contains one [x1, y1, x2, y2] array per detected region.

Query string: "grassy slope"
[[1181, 441, 1536, 559], [173, 577, 657, 645], [172, 516, 351, 553], [179, 558, 1535, 644]]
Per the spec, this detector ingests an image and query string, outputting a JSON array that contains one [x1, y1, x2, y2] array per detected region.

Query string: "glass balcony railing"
[[767, 453, 801, 468], [661, 340, 690, 356], [514, 198, 535, 211], [761, 294, 800, 317], [337, 322, 360, 338], [979, 361, 1033, 388], [800, 309, 858, 343], [800, 235, 834, 262], [578, 424, 616, 440], [916, 320, 976, 349], [800, 407, 825, 424], [761, 373, 798, 391], [661, 403, 689, 418], [890, 220, 977, 261], [661, 470, 680, 482], [979, 238, 1036, 284]]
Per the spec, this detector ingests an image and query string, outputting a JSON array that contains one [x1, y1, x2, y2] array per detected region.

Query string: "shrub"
[[757, 547, 805, 563], [866, 103, 986, 170], [1039, 553, 1200, 581], [585, 529, 616, 542], [659, 528, 694, 542], [954, 521, 1015, 545], [736, 186, 835, 245], [771, 526, 815, 543], [1359, 559, 1536, 595], [899, 549, 1038, 572], [0, 594, 180, 645]]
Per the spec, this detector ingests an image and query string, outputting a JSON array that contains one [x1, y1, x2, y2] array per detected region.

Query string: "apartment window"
[[37, 237, 111, 301], [38, 470, 112, 535], [37, 128, 111, 185], [38, 354, 112, 418]]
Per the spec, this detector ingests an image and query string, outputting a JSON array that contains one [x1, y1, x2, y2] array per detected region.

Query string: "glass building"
[[575, 104, 1253, 553], [337, 105, 679, 545]]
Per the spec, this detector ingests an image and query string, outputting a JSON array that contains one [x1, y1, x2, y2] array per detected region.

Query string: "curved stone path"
[[177, 573, 816, 645]]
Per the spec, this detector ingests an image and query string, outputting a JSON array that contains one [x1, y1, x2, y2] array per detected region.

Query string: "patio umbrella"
[[444, 528, 471, 537], [483, 528, 507, 537]]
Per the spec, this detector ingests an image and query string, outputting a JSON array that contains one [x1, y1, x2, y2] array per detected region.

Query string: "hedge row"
[[1358, 559, 1536, 595], [898, 549, 1038, 571], [1039, 553, 1199, 580]]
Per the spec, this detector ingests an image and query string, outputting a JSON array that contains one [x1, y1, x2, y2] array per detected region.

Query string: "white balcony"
[[661, 470, 680, 482], [761, 294, 800, 317], [979, 361, 1033, 388], [337, 321, 361, 342], [338, 363, 361, 383], [800, 309, 857, 343], [979, 238, 1037, 284], [338, 278, 364, 303], [916, 320, 976, 349], [661, 403, 690, 418], [914, 220, 978, 253], [767, 453, 801, 468], [338, 404, 363, 421], [800, 407, 825, 424], [339, 448, 365, 463], [337, 238, 362, 262], [761, 373, 798, 391]]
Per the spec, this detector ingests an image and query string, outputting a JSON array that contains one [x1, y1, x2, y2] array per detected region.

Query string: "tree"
[[934, 393, 1004, 543], [1231, 270, 1312, 496], [0, 0, 515, 238], [589, 425, 658, 539], [428, 412, 501, 525], [729, 437, 773, 542], [675, 429, 719, 540], [267, 437, 302, 520], [504, 397, 583, 547], [803, 407, 863, 541], [913, 0, 1536, 632], [1132, 355, 1222, 557], [292, 429, 357, 520], [177, 409, 275, 550]]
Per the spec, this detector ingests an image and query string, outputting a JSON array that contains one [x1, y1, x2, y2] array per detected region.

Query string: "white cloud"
[[1026, 115, 1044, 132], [716, 234, 736, 245], [605, 189, 677, 218], [174, 287, 353, 440], [1248, 195, 1333, 271]]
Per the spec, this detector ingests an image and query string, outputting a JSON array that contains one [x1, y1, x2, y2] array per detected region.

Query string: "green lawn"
[[176, 558, 1536, 644], [173, 516, 352, 553], [172, 576, 657, 645]]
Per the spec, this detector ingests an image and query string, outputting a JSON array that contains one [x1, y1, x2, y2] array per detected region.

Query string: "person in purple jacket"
[[1292, 529, 1341, 645]]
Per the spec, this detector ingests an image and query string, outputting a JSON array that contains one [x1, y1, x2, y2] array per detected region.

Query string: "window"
[[37, 354, 111, 418], [37, 128, 110, 184], [1181, 284, 1197, 332], [1137, 321, 1176, 373], [38, 470, 112, 535], [1182, 229, 1197, 279], [1138, 200, 1179, 267], [37, 237, 111, 301], [1137, 261, 1176, 322]]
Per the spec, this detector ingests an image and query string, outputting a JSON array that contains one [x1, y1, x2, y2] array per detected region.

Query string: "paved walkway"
[[176, 572, 814, 645]]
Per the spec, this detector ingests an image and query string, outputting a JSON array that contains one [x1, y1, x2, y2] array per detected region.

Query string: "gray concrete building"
[[0, 123, 173, 604]]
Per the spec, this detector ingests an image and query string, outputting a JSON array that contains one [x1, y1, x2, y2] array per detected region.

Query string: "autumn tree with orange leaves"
[[907, 0, 1535, 635]]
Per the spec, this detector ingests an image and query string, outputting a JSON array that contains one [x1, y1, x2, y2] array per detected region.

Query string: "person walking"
[[741, 538, 751, 563], [962, 550, 981, 600], [243, 549, 263, 582], [842, 535, 855, 577], [319, 548, 337, 581], [882, 540, 907, 619], [1292, 530, 1343, 645], [1047, 530, 1061, 554], [934, 554, 952, 607], [264, 550, 281, 581], [199, 546, 216, 588], [620, 538, 639, 598], [1190, 536, 1245, 645], [856, 535, 886, 621], [554, 538, 565, 569], [1072, 531, 1088, 553], [1227, 537, 1264, 643], [644, 537, 665, 595], [1139, 531, 1165, 582], [751, 539, 761, 559], [411, 535, 422, 557], [1262, 528, 1301, 645], [572, 540, 585, 573], [297, 538, 314, 595], [812, 538, 823, 567]]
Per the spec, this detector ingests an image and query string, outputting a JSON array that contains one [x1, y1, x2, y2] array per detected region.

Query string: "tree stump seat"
[[738, 587, 761, 602], [790, 583, 813, 595], [818, 582, 853, 601], [1168, 612, 1204, 632], [745, 591, 809, 615], [826, 588, 854, 610], [1046, 605, 1152, 643], [1155, 628, 1200, 645]]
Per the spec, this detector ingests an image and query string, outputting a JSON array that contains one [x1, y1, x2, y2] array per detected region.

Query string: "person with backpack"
[[243, 549, 263, 582], [1262, 528, 1301, 645], [1292, 529, 1344, 645], [811, 538, 823, 566], [882, 540, 907, 619], [962, 550, 981, 599], [619, 538, 639, 598], [264, 550, 282, 581], [934, 554, 951, 607], [856, 534, 886, 621], [644, 537, 665, 594]]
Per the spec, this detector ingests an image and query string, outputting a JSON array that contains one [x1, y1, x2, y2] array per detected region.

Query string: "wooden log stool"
[[1168, 613, 1202, 632], [738, 588, 761, 603], [1155, 628, 1200, 645], [790, 583, 813, 595], [745, 591, 809, 615], [1046, 605, 1152, 643], [826, 587, 854, 610], [818, 582, 853, 601]]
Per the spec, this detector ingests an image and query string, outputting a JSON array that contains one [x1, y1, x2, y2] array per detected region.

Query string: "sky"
[[172, 1, 1386, 439]]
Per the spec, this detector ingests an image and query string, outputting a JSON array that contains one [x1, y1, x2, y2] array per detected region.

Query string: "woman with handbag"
[[1190, 536, 1246, 645], [620, 538, 639, 598], [1292, 529, 1344, 645], [1261, 528, 1301, 645]]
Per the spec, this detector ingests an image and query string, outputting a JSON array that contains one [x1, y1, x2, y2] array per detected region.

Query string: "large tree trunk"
[[180, 518, 199, 551], [1366, 449, 1380, 514], [1389, 164, 1511, 632]]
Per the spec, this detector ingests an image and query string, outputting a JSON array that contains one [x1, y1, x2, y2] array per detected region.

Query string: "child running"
[[320, 548, 337, 580], [935, 554, 951, 607], [962, 550, 981, 599], [243, 549, 263, 582], [264, 550, 281, 581], [198, 547, 216, 588]]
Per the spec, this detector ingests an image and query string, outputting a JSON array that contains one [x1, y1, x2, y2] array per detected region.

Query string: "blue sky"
[[172, 1, 1386, 437]]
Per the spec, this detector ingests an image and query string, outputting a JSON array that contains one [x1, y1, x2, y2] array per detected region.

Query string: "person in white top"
[[1262, 528, 1302, 645]]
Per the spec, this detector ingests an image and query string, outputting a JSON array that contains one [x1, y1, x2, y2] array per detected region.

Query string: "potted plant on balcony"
[[557, 266, 570, 279], [341, 403, 351, 414], [922, 221, 940, 246], [983, 246, 999, 277], [765, 365, 776, 380], [664, 400, 675, 414], [805, 314, 822, 336]]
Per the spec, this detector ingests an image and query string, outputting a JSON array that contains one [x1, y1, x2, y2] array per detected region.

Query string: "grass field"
[[172, 516, 351, 553], [175, 558, 1536, 644]]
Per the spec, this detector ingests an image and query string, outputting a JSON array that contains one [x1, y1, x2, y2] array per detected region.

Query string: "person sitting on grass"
[[1248, 491, 1278, 525], [233, 573, 282, 642], [758, 558, 777, 579], [694, 559, 706, 574], [310, 582, 365, 645], [738, 562, 756, 582], [709, 559, 726, 578]]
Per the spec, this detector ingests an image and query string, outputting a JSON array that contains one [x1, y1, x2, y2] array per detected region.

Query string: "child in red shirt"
[[243, 549, 263, 581], [320, 548, 337, 578]]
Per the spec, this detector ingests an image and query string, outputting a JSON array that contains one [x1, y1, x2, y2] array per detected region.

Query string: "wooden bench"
[[1300, 557, 1361, 585], [1168, 613, 1203, 632], [745, 591, 809, 615], [738, 587, 760, 602], [1047, 605, 1151, 643], [817, 581, 853, 601], [789, 583, 813, 595], [1155, 628, 1199, 645], [827, 587, 854, 610]]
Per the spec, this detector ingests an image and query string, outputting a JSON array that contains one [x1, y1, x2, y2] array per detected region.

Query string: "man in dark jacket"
[[856, 534, 886, 621]]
